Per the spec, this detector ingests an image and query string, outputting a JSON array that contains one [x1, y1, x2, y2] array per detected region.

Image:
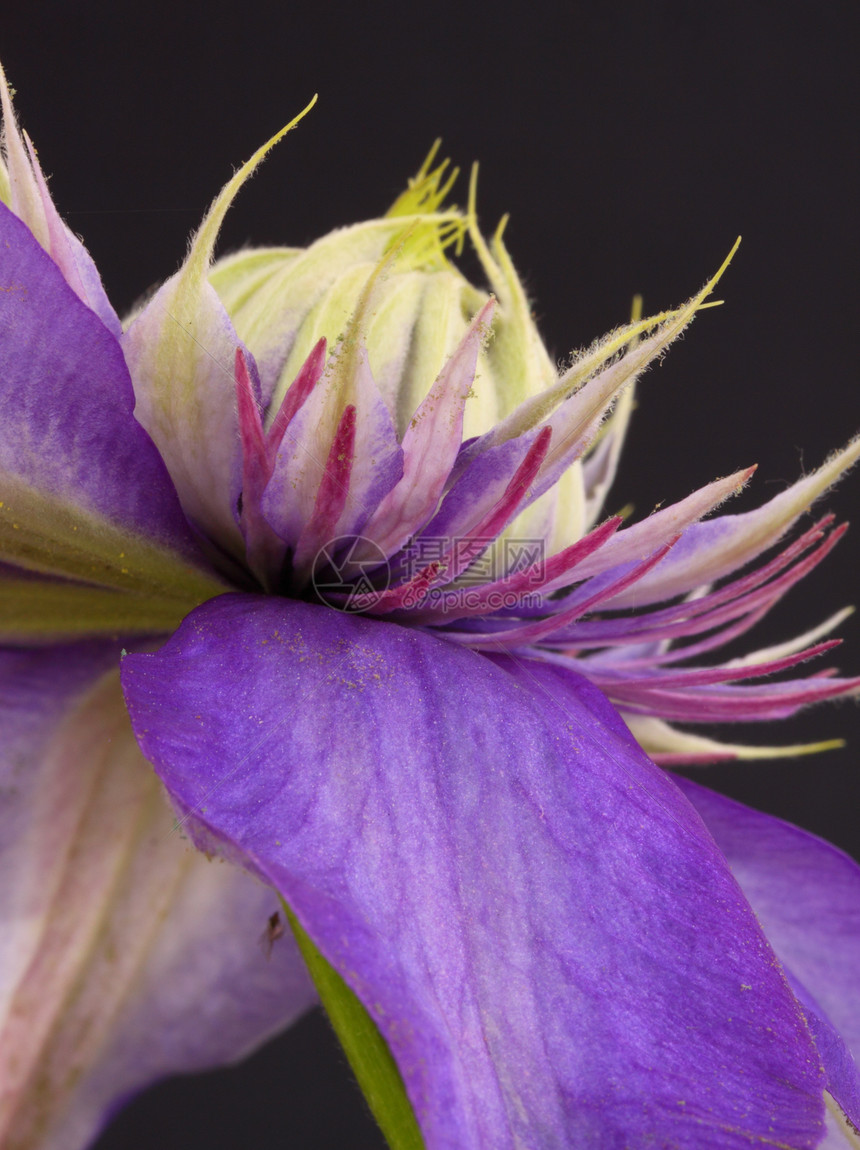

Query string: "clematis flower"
[[2, 65, 860, 1150]]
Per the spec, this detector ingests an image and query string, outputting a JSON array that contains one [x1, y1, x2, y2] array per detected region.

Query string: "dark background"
[[3, 2, 858, 1146]]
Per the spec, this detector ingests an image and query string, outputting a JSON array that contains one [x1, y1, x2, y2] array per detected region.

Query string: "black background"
[[3, 2, 858, 1147]]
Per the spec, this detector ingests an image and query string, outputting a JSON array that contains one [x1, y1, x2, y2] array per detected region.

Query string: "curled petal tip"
[[190, 94, 319, 280]]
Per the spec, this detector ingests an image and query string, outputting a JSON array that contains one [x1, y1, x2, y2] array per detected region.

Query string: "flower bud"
[[209, 145, 559, 443]]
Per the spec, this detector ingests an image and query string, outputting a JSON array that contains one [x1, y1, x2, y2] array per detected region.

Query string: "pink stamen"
[[267, 338, 327, 460]]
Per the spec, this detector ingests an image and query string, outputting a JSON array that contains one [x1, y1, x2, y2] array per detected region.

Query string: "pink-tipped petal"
[[604, 441, 860, 609], [590, 639, 841, 693], [571, 468, 755, 583], [265, 337, 327, 457], [397, 516, 621, 626], [571, 522, 846, 659], [235, 348, 288, 588], [611, 675, 860, 723], [290, 404, 357, 585], [359, 300, 496, 560], [236, 348, 268, 485], [543, 517, 839, 645]]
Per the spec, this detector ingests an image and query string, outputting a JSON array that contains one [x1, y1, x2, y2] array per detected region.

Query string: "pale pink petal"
[[0, 647, 314, 1150]]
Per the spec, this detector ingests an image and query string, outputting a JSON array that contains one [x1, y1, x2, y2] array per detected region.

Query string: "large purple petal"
[[677, 778, 860, 1132], [0, 645, 314, 1150], [123, 594, 828, 1149]]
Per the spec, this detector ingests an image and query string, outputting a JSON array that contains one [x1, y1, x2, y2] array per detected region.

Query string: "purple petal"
[[123, 595, 828, 1149], [0, 202, 196, 557], [677, 779, 860, 1130], [0, 644, 314, 1150]]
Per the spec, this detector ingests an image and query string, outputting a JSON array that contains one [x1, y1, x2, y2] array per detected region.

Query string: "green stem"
[[282, 900, 425, 1150]]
